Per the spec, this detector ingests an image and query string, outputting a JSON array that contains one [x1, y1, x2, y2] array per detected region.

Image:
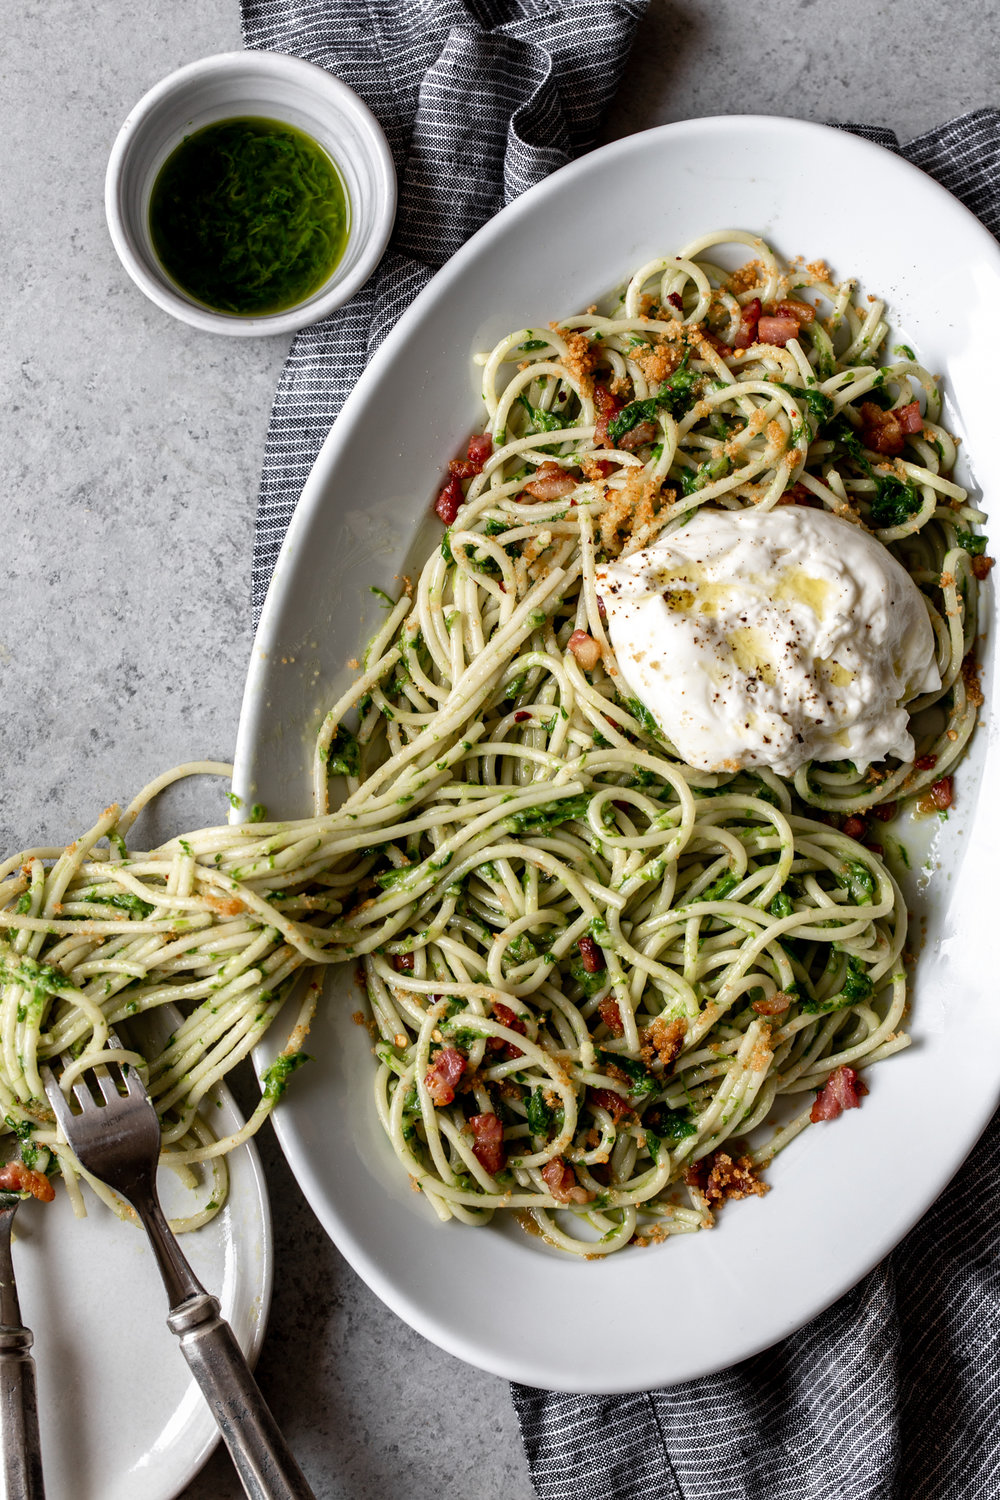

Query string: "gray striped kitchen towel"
[[242, 0, 648, 622], [239, 5, 1000, 1481], [513, 1111, 1000, 1499]]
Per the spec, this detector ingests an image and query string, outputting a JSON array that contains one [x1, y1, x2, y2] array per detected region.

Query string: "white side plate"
[[16, 1080, 271, 1498], [234, 115, 1000, 1393]]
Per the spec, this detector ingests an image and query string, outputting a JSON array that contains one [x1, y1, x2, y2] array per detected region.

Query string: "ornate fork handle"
[[0, 1202, 45, 1500], [135, 1190, 314, 1500]]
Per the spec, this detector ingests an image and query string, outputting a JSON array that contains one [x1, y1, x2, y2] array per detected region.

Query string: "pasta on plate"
[[0, 231, 988, 1253]]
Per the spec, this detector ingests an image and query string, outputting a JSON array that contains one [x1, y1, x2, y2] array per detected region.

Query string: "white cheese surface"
[[596, 506, 940, 776]]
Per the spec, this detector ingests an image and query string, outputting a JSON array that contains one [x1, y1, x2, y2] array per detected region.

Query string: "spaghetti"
[[0, 232, 987, 1252]]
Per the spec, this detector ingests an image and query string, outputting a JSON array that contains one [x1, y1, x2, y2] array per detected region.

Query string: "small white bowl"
[[106, 51, 396, 336]]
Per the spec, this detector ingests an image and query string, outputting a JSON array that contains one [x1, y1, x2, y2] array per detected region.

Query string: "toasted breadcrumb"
[[791, 255, 834, 284], [581, 457, 613, 481], [630, 342, 683, 384], [750, 1023, 774, 1073], [962, 654, 985, 707], [640, 1016, 686, 1071], [634, 1220, 672, 1248], [204, 894, 245, 917], [684, 1150, 769, 1208], [727, 261, 766, 294], [599, 470, 669, 556], [557, 329, 601, 393]]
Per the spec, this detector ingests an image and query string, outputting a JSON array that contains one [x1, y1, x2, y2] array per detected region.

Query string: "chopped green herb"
[[839, 860, 876, 905], [800, 957, 874, 1013], [870, 474, 921, 529], [597, 1050, 658, 1101], [701, 871, 739, 902], [502, 793, 591, 835], [862, 375, 895, 412], [679, 452, 731, 495], [325, 727, 360, 778], [526, 1088, 557, 1136], [607, 356, 697, 442], [627, 697, 663, 740], [828, 414, 922, 527], [827, 413, 867, 463], [518, 391, 570, 435], [261, 1049, 311, 1101], [842, 957, 875, 1002], [956, 528, 988, 556], [643, 1104, 696, 1142], [88, 891, 156, 920], [569, 954, 609, 997], [777, 382, 834, 425]]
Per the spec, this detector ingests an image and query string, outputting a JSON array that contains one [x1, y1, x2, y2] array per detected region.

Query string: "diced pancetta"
[[522, 462, 576, 500], [859, 401, 905, 456], [567, 630, 601, 671], [757, 315, 801, 347], [424, 1047, 465, 1105], [734, 298, 761, 349], [593, 384, 624, 446], [434, 474, 464, 524], [468, 1112, 506, 1173], [0, 1161, 55, 1202], [895, 401, 923, 434], [810, 1065, 868, 1122], [577, 935, 606, 974], [541, 1157, 593, 1204], [617, 420, 658, 452]]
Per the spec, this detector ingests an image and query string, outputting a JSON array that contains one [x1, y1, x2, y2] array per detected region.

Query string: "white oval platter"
[[234, 115, 1000, 1393]]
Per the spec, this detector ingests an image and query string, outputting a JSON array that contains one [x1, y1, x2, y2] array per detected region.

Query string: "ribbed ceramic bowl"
[[105, 51, 396, 336]]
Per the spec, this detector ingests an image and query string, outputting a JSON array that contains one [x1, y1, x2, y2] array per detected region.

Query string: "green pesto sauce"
[[149, 117, 350, 316]]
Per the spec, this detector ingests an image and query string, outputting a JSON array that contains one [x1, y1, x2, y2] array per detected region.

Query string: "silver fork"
[[41, 1057, 315, 1500], [0, 1189, 45, 1499]]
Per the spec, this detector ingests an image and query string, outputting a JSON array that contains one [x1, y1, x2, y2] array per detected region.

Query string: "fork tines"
[[41, 1052, 145, 1126]]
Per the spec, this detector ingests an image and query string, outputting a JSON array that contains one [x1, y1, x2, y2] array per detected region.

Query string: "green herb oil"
[[149, 117, 350, 316]]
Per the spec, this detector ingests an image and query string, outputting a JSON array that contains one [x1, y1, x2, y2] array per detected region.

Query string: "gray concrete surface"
[[3, 1, 997, 1496]]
